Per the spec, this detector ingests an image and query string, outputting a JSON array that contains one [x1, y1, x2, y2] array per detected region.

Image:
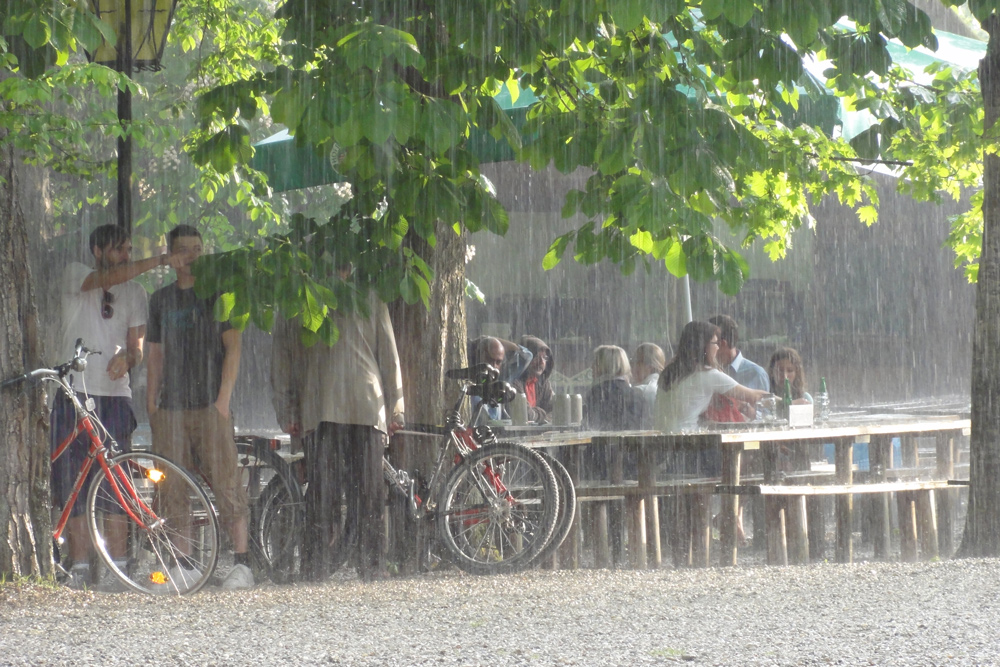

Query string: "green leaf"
[[663, 239, 686, 277], [605, 0, 645, 31], [23, 14, 51, 49], [701, 0, 724, 20], [214, 292, 236, 321], [722, 0, 755, 27]]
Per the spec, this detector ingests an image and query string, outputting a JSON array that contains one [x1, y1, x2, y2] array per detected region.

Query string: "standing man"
[[271, 265, 405, 582], [146, 225, 252, 590], [708, 315, 770, 391], [52, 223, 181, 589]]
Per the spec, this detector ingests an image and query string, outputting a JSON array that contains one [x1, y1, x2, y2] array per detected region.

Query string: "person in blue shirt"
[[708, 315, 769, 391]]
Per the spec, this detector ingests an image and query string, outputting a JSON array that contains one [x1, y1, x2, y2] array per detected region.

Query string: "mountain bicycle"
[[280, 363, 563, 577], [1, 339, 221, 595]]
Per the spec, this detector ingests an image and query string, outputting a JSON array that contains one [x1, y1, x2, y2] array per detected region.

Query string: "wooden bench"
[[716, 479, 959, 565]]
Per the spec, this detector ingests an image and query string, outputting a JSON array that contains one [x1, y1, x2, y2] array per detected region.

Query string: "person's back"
[[586, 345, 644, 430]]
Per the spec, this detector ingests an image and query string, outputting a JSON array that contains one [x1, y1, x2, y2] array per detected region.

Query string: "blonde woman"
[[585, 345, 645, 431]]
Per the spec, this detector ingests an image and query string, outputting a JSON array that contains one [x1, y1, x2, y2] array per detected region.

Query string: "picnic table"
[[511, 416, 970, 569]]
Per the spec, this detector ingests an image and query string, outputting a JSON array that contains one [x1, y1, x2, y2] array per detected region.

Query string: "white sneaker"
[[152, 562, 203, 594], [221, 563, 254, 590]]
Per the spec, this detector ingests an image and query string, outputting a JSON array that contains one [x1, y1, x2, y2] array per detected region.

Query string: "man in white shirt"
[[708, 315, 769, 391], [52, 224, 181, 588]]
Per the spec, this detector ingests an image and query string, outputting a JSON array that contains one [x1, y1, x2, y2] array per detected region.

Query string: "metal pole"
[[115, 0, 134, 233]]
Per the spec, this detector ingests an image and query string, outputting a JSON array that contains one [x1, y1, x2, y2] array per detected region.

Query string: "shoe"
[[64, 563, 91, 590], [151, 562, 204, 594], [221, 563, 254, 590], [95, 560, 130, 593]]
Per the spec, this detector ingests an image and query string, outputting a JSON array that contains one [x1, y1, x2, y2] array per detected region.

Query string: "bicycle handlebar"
[[0, 338, 100, 390]]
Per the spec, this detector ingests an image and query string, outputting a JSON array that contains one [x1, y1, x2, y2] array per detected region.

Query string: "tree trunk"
[[386, 224, 467, 570], [0, 127, 50, 578], [959, 17, 1000, 558]]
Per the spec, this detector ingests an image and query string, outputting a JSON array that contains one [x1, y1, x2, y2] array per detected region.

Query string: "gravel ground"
[[2, 558, 999, 666]]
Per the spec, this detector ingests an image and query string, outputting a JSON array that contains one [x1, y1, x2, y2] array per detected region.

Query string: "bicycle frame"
[[382, 375, 507, 519]]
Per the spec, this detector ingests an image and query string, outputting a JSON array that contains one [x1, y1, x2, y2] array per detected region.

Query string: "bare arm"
[[215, 328, 242, 419], [80, 252, 185, 292], [724, 384, 771, 405], [107, 324, 146, 382], [146, 341, 164, 416]]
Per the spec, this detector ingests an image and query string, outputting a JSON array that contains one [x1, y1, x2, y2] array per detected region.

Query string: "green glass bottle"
[[782, 378, 793, 419]]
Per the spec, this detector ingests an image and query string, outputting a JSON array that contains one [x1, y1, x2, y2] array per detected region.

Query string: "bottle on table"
[[815, 376, 831, 424], [780, 378, 793, 420]]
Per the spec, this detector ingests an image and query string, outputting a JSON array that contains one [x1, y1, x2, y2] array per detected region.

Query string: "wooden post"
[[594, 502, 611, 568], [786, 495, 810, 565], [637, 443, 661, 567], [834, 437, 854, 564], [868, 434, 893, 560], [897, 491, 918, 562], [626, 496, 648, 568], [562, 447, 583, 570], [608, 445, 626, 565], [935, 434, 956, 557], [691, 492, 712, 567], [765, 496, 788, 565], [718, 443, 742, 566], [915, 491, 939, 560]]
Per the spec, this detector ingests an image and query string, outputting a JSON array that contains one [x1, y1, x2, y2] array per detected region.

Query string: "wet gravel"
[[2, 558, 999, 666]]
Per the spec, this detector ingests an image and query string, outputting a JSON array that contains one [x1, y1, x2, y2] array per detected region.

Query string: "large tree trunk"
[[386, 224, 467, 570], [0, 128, 50, 578], [959, 17, 1000, 557]]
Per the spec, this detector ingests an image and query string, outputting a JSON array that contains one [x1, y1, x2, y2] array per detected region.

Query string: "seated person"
[[631, 342, 666, 427], [467, 336, 532, 423], [768, 347, 812, 404], [655, 321, 770, 434], [511, 335, 555, 424], [586, 345, 645, 431]]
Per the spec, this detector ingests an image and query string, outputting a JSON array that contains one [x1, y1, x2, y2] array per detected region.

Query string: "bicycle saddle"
[[445, 363, 499, 383]]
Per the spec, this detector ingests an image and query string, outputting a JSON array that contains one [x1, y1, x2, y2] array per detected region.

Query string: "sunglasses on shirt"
[[101, 290, 114, 320]]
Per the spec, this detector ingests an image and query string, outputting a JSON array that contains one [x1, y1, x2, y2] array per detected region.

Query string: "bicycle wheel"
[[234, 439, 305, 583], [530, 449, 577, 565], [436, 441, 558, 575], [87, 451, 220, 595]]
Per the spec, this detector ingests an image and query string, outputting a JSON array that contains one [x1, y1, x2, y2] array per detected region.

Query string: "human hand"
[[106, 348, 129, 381], [282, 421, 302, 436], [213, 399, 230, 420], [388, 421, 404, 437]]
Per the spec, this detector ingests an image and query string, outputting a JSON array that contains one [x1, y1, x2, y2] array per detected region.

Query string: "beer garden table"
[[513, 416, 970, 569]]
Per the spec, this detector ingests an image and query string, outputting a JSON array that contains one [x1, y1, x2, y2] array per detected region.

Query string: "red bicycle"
[[2, 339, 221, 595]]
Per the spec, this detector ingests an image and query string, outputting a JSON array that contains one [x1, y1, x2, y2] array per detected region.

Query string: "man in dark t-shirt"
[[146, 225, 252, 590]]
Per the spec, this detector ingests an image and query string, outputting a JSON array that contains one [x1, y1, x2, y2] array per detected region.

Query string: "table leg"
[[718, 445, 742, 567], [869, 435, 892, 560], [916, 491, 939, 560], [764, 496, 787, 566], [897, 491, 918, 562], [626, 496, 648, 569], [786, 496, 809, 565], [936, 434, 956, 557], [835, 438, 854, 564], [637, 444, 661, 567], [692, 493, 712, 567], [562, 447, 583, 570]]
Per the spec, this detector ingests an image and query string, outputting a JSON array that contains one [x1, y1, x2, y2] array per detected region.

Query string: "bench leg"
[[835, 494, 853, 563], [626, 496, 648, 569], [870, 493, 892, 560], [593, 502, 612, 568], [806, 497, 825, 561], [937, 487, 956, 558], [786, 495, 810, 565], [645, 495, 662, 567], [915, 490, 939, 561], [764, 496, 787, 566], [666, 495, 691, 567], [897, 492, 918, 562], [691, 493, 712, 568]]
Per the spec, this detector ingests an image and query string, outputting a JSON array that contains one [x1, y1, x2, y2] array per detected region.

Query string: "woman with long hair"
[[768, 347, 812, 404], [656, 321, 770, 433]]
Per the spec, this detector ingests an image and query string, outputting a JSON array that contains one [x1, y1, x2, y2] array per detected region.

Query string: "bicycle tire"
[[530, 449, 577, 565], [87, 451, 220, 595], [436, 441, 558, 575], [234, 439, 305, 583]]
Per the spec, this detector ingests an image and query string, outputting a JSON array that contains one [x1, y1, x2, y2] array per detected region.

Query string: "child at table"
[[768, 347, 812, 405]]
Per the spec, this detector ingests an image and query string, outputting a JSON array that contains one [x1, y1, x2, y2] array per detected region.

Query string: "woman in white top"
[[656, 321, 770, 433]]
